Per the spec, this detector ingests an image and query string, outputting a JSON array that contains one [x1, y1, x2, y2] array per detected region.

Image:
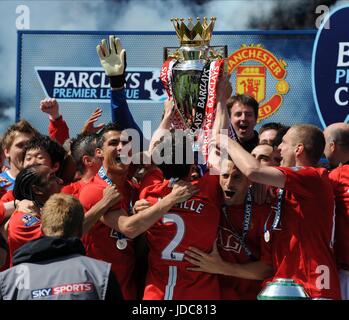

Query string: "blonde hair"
[[291, 124, 325, 164], [1, 119, 38, 150], [41, 193, 84, 238]]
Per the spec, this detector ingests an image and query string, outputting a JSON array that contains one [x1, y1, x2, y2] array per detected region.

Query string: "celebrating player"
[[215, 123, 341, 299]]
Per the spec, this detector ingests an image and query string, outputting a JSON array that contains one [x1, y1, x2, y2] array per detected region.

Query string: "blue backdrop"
[[313, 5, 349, 127], [16, 30, 318, 138]]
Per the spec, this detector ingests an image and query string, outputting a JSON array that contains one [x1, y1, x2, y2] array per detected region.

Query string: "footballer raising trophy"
[[161, 17, 227, 159]]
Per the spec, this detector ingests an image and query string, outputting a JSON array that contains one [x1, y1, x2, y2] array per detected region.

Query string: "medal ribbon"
[[98, 166, 127, 246], [222, 187, 257, 261], [263, 188, 285, 238]]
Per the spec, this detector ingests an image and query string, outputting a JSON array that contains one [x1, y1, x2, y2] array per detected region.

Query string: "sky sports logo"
[[35, 67, 167, 104], [31, 282, 95, 299]]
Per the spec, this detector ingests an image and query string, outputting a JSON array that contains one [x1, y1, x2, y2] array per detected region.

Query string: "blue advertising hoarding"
[[16, 30, 318, 137], [312, 4, 349, 127]]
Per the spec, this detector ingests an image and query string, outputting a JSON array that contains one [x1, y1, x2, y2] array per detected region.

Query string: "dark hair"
[[152, 130, 193, 180], [259, 122, 284, 136], [70, 133, 98, 173], [23, 134, 66, 168], [13, 164, 48, 206], [273, 125, 290, 148], [257, 141, 275, 148], [227, 94, 259, 119], [96, 122, 125, 149]]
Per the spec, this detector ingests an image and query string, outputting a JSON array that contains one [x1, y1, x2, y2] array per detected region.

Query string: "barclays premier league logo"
[[35, 67, 167, 103], [313, 5, 349, 126]]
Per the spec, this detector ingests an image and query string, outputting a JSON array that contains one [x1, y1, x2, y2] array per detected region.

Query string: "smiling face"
[[23, 147, 53, 168], [4, 133, 33, 171], [98, 130, 131, 174], [219, 159, 250, 205], [230, 102, 257, 142]]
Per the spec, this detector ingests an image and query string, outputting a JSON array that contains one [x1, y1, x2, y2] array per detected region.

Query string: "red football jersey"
[[61, 180, 89, 198], [0, 201, 5, 225], [7, 210, 42, 265], [48, 116, 69, 145], [78, 174, 138, 300], [1, 190, 14, 203], [139, 167, 164, 191], [261, 166, 340, 299], [140, 173, 222, 300], [218, 202, 270, 300], [329, 164, 349, 268]]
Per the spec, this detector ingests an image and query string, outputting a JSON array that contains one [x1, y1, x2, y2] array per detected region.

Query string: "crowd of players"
[[0, 36, 348, 300]]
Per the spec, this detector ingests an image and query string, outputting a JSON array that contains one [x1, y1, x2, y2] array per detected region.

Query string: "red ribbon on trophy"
[[161, 57, 225, 160]]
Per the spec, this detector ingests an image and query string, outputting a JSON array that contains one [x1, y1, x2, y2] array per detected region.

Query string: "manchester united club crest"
[[236, 66, 266, 102], [227, 44, 289, 122]]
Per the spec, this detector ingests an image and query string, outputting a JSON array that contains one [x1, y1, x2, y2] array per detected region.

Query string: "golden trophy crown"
[[161, 16, 226, 160], [171, 16, 216, 46]]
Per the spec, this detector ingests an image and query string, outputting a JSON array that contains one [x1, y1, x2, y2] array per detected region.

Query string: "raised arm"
[[80, 107, 105, 134], [207, 73, 231, 171], [218, 135, 286, 188], [100, 180, 199, 239], [212, 73, 231, 136], [40, 98, 69, 145], [97, 35, 144, 146], [148, 98, 174, 155]]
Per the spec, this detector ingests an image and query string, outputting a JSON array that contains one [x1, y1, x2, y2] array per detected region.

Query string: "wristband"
[[109, 75, 125, 89]]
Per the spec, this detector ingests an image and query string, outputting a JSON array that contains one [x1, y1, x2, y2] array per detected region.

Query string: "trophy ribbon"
[[200, 59, 225, 158], [160, 58, 187, 131], [161, 57, 225, 161]]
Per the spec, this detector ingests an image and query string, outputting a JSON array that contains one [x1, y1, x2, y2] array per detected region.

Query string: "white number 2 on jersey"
[[161, 213, 185, 261]]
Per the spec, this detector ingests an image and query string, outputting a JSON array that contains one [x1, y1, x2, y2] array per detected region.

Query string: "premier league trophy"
[[161, 17, 227, 159]]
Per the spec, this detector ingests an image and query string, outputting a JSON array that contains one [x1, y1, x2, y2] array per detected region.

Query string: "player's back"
[[141, 173, 222, 300], [8, 210, 42, 266]]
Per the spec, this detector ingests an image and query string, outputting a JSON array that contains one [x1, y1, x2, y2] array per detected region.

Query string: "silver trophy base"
[[257, 278, 311, 300]]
